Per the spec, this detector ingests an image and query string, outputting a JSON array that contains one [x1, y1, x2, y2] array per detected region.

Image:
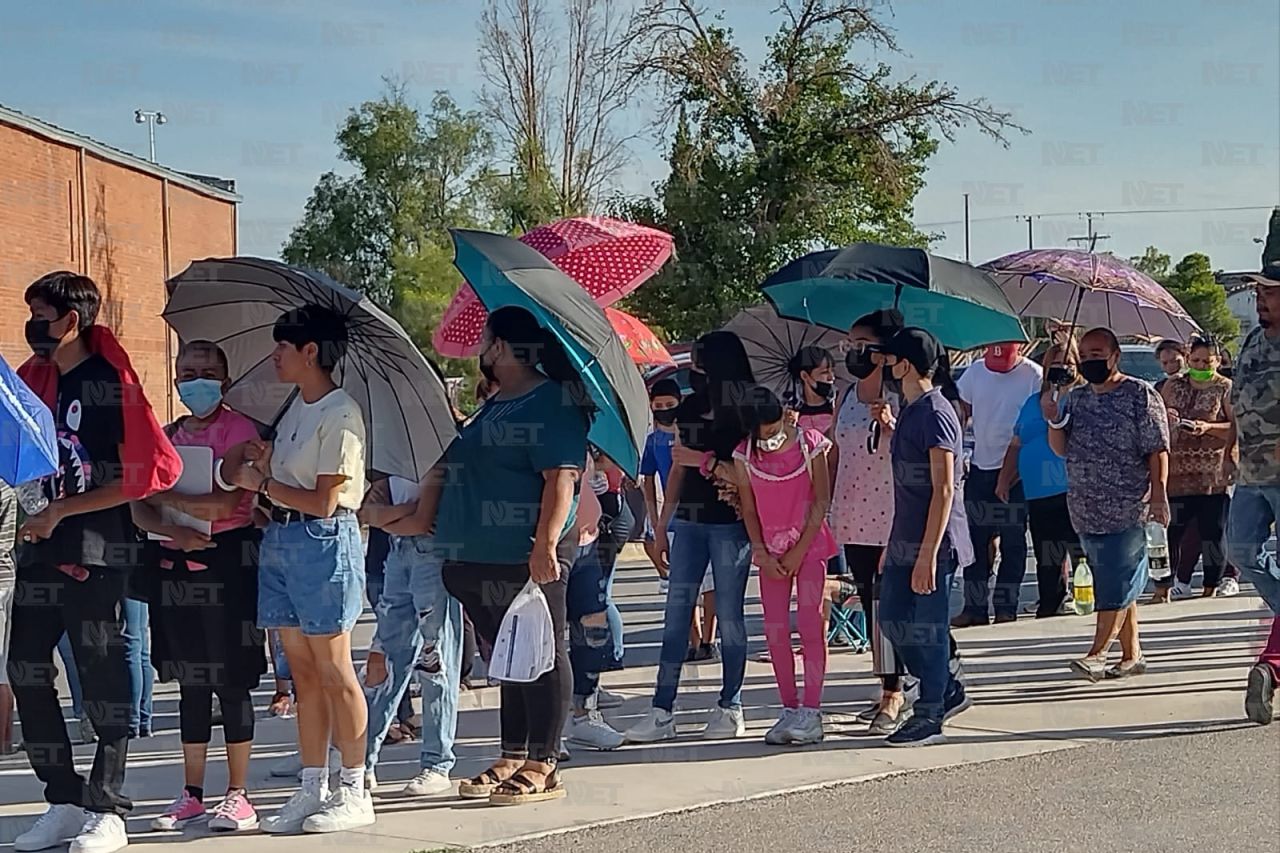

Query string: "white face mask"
[[757, 426, 788, 452]]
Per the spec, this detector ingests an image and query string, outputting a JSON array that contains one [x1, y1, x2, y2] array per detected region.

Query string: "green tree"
[[282, 83, 495, 372], [615, 0, 1021, 340], [1262, 206, 1280, 267], [1129, 245, 1172, 282], [1164, 253, 1240, 345]]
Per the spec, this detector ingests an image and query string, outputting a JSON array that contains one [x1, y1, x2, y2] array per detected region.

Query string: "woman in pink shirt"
[[131, 341, 267, 833]]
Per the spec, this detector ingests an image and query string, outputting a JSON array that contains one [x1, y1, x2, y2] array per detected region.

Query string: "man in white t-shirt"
[[954, 343, 1043, 626]]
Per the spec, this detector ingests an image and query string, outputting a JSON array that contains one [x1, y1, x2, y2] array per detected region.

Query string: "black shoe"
[[993, 613, 1017, 625], [950, 612, 989, 629], [684, 646, 698, 663], [1245, 663, 1276, 726], [886, 715, 945, 747], [943, 683, 972, 721]]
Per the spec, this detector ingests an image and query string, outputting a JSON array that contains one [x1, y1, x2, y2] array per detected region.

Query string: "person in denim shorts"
[[224, 304, 372, 834]]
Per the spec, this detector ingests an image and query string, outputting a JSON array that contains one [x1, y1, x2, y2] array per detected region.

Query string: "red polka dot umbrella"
[[432, 216, 674, 357], [605, 307, 674, 367]]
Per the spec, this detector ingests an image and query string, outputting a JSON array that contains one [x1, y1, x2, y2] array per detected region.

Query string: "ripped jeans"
[[567, 540, 620, 706], [363, 535, 462, 776]]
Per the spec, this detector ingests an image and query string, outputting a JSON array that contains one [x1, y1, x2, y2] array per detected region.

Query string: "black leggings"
[[1163, 493, 1230, 589], [179, 685, 255, 745], [845, 544, 960, 694], [442, 543, 573, 763], [1026, 493, 1085, 617]]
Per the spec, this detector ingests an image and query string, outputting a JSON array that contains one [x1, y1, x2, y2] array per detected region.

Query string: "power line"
[[916, 204, 1276, 229]]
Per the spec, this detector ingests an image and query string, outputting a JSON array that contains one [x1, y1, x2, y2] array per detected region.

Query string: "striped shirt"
[[0, 482, 16, 588]]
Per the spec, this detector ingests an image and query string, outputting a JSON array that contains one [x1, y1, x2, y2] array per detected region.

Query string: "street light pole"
[[133, 109, 167, 162]]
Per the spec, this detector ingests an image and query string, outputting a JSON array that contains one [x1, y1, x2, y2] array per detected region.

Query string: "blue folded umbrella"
[[0, 353, 59, 487]]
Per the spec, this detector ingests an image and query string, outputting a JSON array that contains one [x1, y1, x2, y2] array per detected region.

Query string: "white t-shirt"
[[269, 388, 367, 510], [957, 359, 1043, 471]]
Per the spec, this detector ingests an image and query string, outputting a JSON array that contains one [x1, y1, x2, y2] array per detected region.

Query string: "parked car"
[[642, 348, 693, 395], [1118, 343, 1164, 385]]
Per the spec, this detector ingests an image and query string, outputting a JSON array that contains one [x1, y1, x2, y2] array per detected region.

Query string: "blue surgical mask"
[[177, 378, 224, 418]]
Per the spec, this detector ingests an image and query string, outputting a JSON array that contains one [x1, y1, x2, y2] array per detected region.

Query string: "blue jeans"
[[654, 520, 751, 712], [1080, 527, 1148, 611], [879, 550, 960, 721], [365, 531, 413, 725], [258, 514, 365, 635], [123, 598, 153, 735], [1227, 485, 1280, 614], [57, 634, 83, 718], [962, 467, 1029, 618], [567, 540, 617, 702], [363, 535, 462, 776]]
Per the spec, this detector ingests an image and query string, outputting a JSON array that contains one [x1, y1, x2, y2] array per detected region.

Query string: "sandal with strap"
[[458, 761, 523, 800], [489, 769, 566, 806]]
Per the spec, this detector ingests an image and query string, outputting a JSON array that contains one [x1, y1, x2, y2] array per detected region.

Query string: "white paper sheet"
[[147, 445, 214, 539]]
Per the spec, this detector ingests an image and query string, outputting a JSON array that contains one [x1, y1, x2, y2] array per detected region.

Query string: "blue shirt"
[[639, 429, 675, 490], [1013, 394, 1069, 500], [435, 380, 588, 564], [888, 388, 974, 568]]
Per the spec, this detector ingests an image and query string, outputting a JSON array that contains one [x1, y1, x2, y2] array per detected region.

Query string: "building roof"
[[0, 102, 239, 203], [1215, 271, 1257, 295]]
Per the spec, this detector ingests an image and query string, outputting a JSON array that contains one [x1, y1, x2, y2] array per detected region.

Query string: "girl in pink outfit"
[[734, 389, 837, 745]]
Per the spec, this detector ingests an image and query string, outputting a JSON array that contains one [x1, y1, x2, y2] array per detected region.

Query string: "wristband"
[[1049, 413, 1071, 430], [258, 476, 273, 497], [213, 458, 235, 491]]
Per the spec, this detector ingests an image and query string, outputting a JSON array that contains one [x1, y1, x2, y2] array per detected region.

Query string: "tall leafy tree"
[[616, 0, 1022, 339], [1130, 246, 1239, 345], [282, 83, 494, 366]]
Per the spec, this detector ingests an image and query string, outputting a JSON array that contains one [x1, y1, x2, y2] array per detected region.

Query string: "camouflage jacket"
[[1230, 325, 1280, 486]]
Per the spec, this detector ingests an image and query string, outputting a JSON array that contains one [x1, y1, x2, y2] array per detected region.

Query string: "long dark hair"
[[486, 306, 595, 424], [692, 330, 754, 437]]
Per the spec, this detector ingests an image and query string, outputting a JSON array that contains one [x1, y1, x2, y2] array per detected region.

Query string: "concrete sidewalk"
[[0, 562, 1271, 851]]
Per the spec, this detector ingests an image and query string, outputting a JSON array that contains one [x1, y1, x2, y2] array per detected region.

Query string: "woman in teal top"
[[996, 342, 1085, 617], [435, 306, 591, 806]]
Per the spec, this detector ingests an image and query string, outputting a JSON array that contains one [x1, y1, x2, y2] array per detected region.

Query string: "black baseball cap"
[[883, 326, 942, 377], [1243, 261, 1280, 288]]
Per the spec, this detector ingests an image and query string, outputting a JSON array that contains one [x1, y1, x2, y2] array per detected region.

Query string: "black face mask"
[[24, 318, 61, 359], [478, 341, 498, 383], [1047, 365, 1077, 386], [881, 364, 902, 395], [689, 370, 709, 398], [653, 408, 678, 426], [1078, 358, 1113, 385], [810, 380, 834, 399], [845, 350, 876, 380]]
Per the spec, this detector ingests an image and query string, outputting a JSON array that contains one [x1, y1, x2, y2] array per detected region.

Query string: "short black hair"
[[788, 345, 834, 379], [177, 339, 230, 374], [272, 304, 350, 371], [850, 308, 905, 341], [25, 270, 101, 331], [1155, 338, 1187, 357], [745, 385, 785, 432], [649, 378, 681, 401], [1082, 327, 1121, 353]]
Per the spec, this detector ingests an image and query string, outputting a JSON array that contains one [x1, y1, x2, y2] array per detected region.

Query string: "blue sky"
[[3, 0, 1277, 270]]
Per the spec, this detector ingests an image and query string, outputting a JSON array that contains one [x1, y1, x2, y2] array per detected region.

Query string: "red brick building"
[[0, 103, 239, 420]]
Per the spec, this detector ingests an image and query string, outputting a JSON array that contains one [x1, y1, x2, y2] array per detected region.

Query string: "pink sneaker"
[[151, 789, 206, 830], [208, 789, 259, 832]]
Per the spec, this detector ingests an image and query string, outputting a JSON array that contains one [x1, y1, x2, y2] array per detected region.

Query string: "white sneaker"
[[701, 706, 745, 739], [596, 689, 626, 710], [261, 787, 326, 834], [301, 786, 375, 834], [270, 747, 340, 779], [566, 711, 625, 750], [69, 813, 128, 853], [364, 770, 377, 793], [658, 578, 669, 594], [15, 803, 87, 851], [786, 708, 824, 745], [401, 770, 452, 797], [624, 707, 676, 743], [904, 678, 921, 706], [1216, 577, 1241, 598], [1169, 582, 1195, 601], [764, 709, 797, 745]]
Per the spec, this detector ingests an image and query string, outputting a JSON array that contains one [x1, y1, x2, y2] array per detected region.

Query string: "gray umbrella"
[[450, 229, 649, 478], [722, 304, 854, 402], [164, 257, 457, 482]]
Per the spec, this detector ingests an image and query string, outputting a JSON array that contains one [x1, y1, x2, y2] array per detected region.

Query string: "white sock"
[[300, 767, 328, 795], [338, 766, 363, 789]]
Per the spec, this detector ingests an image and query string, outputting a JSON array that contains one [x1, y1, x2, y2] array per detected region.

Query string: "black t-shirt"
[[674, 396, 748, 525], [19, 354, 133, 569]]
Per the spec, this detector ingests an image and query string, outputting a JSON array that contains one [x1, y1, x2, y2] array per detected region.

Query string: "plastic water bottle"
[[1072, 558, 1095, 616], [1146, 521, 1171, 582]]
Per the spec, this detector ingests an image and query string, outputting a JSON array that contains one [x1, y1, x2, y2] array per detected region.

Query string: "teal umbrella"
[[762, 244, 1027, 351], [449, 229, 649, 478]]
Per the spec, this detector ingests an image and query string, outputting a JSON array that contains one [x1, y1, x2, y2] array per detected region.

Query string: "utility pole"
[[133, 109, 166, 162], [963, 193, 971, 262], [1021, 215, 1036, 250], [1068, 211, 1110, 252]]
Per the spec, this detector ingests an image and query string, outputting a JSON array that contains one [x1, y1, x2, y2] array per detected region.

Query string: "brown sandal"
[[488, 770, 566, 806], [458, 763, 521, 800]]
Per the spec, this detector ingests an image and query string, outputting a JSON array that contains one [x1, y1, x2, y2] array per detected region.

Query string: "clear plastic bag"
[[489, 580, 556, 683]]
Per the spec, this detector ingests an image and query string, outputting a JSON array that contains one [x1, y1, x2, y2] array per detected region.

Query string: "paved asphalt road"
[[487, 726, 1279, 853]]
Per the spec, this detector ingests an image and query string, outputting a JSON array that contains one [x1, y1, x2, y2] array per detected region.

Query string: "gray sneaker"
[[701, 706, 746, 739], [785, 708, 824, 744], [764, 709, 796, 745]]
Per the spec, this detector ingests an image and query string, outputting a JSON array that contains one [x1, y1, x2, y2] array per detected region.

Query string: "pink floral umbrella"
[[432, 216, 674, 357], [982, 248, 1199, 340]]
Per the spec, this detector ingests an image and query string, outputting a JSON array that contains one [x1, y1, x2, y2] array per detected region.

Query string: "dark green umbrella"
[[450, 229, 650, 477]]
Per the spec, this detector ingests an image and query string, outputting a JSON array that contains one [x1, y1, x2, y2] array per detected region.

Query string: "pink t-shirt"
[[169, 408, 260, 535], [734, 427, 838, 561]]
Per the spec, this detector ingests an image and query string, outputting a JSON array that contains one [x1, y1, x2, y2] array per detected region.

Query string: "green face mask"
[[1187, 367, 1216, 381]]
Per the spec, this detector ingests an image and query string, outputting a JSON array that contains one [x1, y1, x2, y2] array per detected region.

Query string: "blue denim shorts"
[[258, 513, 365, 636], [1080, 526, 1148, 611]]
